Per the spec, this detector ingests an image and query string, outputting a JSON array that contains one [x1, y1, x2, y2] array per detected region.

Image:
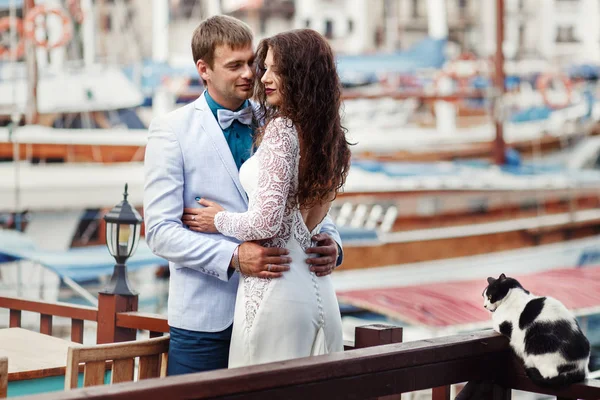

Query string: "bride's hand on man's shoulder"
[[182, 198, 225, 233]]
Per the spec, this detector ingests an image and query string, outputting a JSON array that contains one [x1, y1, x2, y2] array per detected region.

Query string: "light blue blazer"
[[144, 93, 343, 332]]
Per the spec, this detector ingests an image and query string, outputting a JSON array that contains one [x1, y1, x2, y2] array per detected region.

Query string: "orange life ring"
[[457, 52, 478, 61], [0, 17, 25, 59], [23, 6, 73, 49], [445, 52, 491, 90], [536, 73, 572, 109]]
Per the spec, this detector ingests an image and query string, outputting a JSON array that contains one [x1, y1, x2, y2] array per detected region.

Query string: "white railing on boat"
[[382, 208, 600, 243]]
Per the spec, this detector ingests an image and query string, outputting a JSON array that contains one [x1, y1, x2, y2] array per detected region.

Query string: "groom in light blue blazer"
[[144, 15, 343, 375]]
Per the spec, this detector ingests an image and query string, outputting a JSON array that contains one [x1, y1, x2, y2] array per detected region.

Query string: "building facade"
[[86, 0, 600, 66], [294, 0, 385, 54]]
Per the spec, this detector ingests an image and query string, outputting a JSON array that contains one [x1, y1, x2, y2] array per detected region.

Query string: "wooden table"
[[0, 328, 81, 397]]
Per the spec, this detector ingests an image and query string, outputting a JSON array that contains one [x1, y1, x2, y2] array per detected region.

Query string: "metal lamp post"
[[101, 183, 142, 296]]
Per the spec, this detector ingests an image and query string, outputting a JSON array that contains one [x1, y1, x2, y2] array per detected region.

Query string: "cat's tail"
[[525, 367, 586, 388]]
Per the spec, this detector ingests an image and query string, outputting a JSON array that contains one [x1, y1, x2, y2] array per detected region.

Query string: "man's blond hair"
[[192, 15, 253, 68]]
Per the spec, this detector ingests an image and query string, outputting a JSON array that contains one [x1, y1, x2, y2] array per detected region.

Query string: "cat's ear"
[[499, 273, 506, 280], [487, 277, 496, 285]]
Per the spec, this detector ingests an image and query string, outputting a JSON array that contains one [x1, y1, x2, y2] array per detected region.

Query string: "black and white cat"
[[483, 273, 590, 387]]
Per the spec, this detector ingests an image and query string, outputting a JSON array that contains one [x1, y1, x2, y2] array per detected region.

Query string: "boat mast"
[[581, 0, 600, 63], [151, 0, 172, 118], [8, 0, 22, 235], [80, 0, 96, 67], [426, 0, 456, 134], [24, 0, 39, 124], [152, 0, 169, 64], [493, 0, 506, 165]]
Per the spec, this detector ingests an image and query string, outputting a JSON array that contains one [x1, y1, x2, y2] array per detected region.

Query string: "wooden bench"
[[0, 357, 7, 398], [65, 336, 169, 390]]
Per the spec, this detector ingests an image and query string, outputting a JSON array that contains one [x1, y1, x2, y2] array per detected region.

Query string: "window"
[[325, 19, 333, 39], [556, 26, 578, 43], [518, 24, 525, 50], [72, 209, 101, 246], [260, 16, 267, 34], [459, 0, 468, 18], [374, 26, 384, 47], [170, 0, 198, 20]]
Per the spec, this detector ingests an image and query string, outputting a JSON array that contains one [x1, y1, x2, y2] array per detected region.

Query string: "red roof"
[[337, 266, 600, 328]]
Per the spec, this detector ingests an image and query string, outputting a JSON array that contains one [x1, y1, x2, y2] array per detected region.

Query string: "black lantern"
[[101, 183, 142, 296]]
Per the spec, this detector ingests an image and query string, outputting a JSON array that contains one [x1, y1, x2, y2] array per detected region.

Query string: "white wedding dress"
[[214, 117, 344, 367]]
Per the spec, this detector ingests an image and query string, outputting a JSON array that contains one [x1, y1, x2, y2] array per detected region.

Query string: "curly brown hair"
[[254, 29, 352, 209]]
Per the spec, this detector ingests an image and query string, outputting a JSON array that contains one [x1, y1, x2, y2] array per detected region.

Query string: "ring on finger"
[[192, 215, 196, 221], [267, 264, 271, 272]]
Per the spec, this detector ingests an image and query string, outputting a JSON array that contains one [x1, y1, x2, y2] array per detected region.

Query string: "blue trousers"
[[167, 325, 233, 376]]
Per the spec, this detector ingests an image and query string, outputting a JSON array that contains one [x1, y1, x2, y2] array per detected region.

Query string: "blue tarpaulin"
[[0, 230, 167, 282], [352, 158, 571, 178], [0, 0, 22, 9], [337, 227, 379, 242], [336, 38, 447, 75]]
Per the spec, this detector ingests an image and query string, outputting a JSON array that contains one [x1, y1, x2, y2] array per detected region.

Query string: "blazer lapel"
[[195, 94, 248, 204]]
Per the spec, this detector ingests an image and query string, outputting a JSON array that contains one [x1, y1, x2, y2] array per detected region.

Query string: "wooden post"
[[0, 357, 7, 399], [354, 325, 403, 400], [354, 324, 403, 349], [493, 0, 506, 165], [96, 293, 138, 344], [40, 313, 52, 335], [71, 319, 85, 343], [491, 350, 513, 400], [9, 309, 21, 327], [432, 385, 451, 400], [492, 384, 511, 400]]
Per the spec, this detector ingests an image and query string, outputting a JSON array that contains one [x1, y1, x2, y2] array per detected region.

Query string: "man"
[[144, 15, 343, 375]]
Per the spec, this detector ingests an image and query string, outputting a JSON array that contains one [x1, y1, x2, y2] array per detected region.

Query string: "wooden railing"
[[115, 311, 168, 338], [0, 295, 169, 343], [0, 296, 97, 343], [1, 296, 599, 399], [12, 330, 600, 400]]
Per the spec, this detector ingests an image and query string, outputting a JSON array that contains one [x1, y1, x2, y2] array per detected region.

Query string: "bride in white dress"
[[192, 29, 352, 367]]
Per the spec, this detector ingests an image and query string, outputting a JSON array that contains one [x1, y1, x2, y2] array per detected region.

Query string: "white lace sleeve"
[[214, 117, 298, 241]]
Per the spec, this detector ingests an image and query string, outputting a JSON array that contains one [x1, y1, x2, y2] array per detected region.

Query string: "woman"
[[187, 29, 351, 367]]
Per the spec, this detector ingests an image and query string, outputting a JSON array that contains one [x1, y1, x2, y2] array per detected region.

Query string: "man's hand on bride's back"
[[238, 242, 291, 279], [305, 233, 339, 277]]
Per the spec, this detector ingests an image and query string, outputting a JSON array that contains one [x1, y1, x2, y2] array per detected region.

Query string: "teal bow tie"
[[217, 106, 253, 129]]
